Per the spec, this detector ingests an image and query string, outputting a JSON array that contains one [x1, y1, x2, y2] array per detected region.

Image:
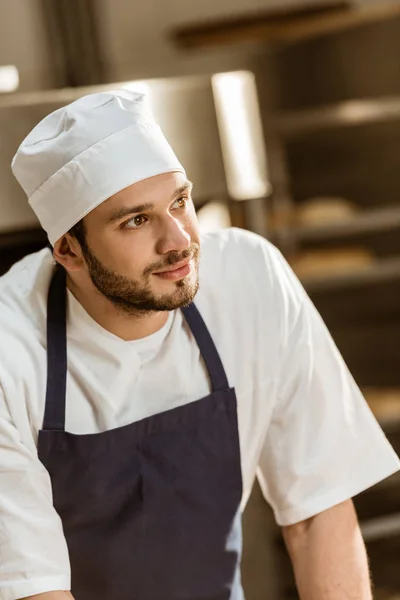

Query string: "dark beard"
[[81, 243, 200, 316]]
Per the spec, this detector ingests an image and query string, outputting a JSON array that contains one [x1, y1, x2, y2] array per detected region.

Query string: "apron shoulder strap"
[[182, 304, 230, 392], [43, 266, 67, 431]]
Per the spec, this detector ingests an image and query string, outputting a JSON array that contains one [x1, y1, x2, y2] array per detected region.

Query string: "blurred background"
[[1, 0, 400, 597]]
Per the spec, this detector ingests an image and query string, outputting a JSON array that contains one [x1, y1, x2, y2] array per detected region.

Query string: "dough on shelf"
[[289, 247, 375, 279], [296, 197, 358, 227]]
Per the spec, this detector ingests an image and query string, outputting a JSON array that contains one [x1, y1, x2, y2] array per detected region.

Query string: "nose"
[[156, 214, 191, 256]]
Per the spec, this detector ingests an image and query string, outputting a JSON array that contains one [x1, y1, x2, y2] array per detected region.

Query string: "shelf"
[[290, 205, 400, 245], [361, 511, 400, 543], [172, 1, 400, 50], [271, 97, 400, 138], [302, 255, 400, 293]]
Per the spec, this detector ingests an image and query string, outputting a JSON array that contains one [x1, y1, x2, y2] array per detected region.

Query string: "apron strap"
[[182, 304, 230, 392], [43, 266, 67, 431], [42, 268, 230, 431]]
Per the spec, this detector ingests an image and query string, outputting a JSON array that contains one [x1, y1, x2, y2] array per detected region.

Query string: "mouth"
[[153, 258, 192, 281]]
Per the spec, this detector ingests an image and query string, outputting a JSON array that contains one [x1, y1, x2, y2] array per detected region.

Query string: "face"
[[75, 172, 201, 315]]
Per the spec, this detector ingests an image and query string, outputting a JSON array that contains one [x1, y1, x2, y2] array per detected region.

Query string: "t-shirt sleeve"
[[256, 244, 400, 526], [0, 383, 71, 600]]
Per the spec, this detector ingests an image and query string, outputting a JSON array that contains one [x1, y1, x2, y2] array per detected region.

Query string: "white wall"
[[95, 0, 322, 83], [94, 0, 362, 85], [97, 0, 358, 80], [0, 0, 358, 91], [0, 0, 380, 92], [0, 0, 56, 91]]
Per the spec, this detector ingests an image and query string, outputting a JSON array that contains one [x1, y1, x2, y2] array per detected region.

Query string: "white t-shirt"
[[0, 227, 398, 600]]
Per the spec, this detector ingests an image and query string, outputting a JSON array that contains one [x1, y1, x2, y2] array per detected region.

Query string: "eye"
[[123, 214, 148, 229], [171, 196, 189, 210]]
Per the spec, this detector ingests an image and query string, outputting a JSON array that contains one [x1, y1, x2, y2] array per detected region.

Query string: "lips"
[[153, 258, 192, 281], [154, 258, 191, 275]]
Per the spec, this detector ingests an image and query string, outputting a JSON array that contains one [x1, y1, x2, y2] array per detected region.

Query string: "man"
[[0, 89, 398, 600]]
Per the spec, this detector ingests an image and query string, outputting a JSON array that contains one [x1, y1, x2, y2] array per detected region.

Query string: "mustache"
[[143, 243, 200, 276]]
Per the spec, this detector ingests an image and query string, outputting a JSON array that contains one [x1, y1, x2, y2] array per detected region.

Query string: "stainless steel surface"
[[243, 197, 269, 238], [272, 97, 400, 138]]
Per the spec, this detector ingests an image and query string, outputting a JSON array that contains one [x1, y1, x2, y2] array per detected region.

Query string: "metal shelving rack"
[[272, 97, 400, 138], [266, 95, 400, 285], [265, 94, 400, 599]]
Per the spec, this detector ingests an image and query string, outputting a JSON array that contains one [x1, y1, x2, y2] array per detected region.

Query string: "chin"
[[154, 277, 199, 310]]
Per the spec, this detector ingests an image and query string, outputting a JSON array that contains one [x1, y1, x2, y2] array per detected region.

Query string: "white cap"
[[11, 90, 186, 244]]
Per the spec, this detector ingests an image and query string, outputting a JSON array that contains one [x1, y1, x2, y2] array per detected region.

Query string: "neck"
[[66, 275, 170, 341]]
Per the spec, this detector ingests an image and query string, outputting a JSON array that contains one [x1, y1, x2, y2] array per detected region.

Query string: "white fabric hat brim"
[[29, 123, 186, 245]]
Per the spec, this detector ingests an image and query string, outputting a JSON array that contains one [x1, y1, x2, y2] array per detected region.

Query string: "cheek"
[[184, 206, 200, 238], [114, 239, 154, 278], [91, 232, 150, 278]]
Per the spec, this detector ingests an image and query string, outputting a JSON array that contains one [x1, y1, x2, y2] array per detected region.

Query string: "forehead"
[[96, 171, 189, 217]]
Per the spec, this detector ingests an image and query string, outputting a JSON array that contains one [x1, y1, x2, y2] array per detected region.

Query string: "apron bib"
[[38, 267, 244, 600]]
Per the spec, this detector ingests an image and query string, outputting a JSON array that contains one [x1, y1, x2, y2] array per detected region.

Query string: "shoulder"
[[196, 228, 309, 356], [200, 226, 278, 262], [199, 227, 289, 302], [0, 249, 54, 378], [195, 229, 289, 352], [193, 230, 294, 394], [0, 247, 53, 322]]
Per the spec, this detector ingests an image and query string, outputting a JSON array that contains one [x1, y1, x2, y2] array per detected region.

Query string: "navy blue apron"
[[37, 266, 245, 600]]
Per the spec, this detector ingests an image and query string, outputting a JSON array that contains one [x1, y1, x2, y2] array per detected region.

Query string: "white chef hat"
[[11, 89, 186, 244]]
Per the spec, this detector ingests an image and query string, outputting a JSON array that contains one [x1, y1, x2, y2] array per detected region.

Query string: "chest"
[[15, 303, 278, 497], [65, 329, 275, 496]]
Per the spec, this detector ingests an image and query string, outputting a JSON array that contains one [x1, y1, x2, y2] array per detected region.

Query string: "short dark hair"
[[69, 219, 87, 251]]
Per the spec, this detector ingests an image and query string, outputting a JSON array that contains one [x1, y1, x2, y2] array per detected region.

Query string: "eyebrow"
[[107, 180, 193, 224]]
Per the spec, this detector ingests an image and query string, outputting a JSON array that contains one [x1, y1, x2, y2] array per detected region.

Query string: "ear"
[[53, 233, 85, 272]]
